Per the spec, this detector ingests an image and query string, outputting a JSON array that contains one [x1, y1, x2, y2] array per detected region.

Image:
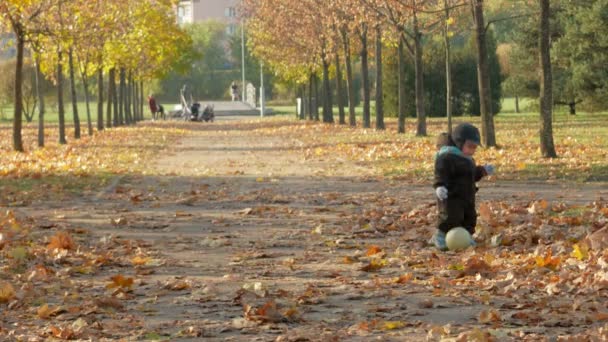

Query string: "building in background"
[[0, 32, 17, 61], [177, 0, 240, 34]]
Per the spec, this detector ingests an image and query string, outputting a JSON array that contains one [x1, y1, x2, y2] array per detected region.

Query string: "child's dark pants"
[[437, 198, 476, 235]]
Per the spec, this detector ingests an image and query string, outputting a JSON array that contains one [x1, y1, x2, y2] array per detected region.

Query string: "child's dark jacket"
[[434, 146, 486, 203], [434, 146, 487, 233]]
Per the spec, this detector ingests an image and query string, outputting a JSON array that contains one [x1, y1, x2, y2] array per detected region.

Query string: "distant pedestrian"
[[148, 94, 158, 119], [231, 82, 239, 101]]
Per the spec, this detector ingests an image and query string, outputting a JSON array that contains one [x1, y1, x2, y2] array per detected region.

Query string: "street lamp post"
[[241, 20, 246, 103], [260, 62, 265, 117]]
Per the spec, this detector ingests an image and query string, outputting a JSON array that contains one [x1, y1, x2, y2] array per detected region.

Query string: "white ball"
[[446, 227, 472, 251]]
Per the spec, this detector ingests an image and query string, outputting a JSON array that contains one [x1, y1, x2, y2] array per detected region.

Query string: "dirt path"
[[21, 116, 608, 340]]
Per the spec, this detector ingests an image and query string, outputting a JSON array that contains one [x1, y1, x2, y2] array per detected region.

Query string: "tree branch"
[[485, 13, 533, 33]]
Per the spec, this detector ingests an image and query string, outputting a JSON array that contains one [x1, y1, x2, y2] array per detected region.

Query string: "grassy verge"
[[251, 109, 608, 183]]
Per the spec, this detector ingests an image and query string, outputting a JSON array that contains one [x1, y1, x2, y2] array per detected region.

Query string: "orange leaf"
[[47, 231, 75, 251], [49, 326, 75, 339], [343, 256, 356, 264], [479, 309, 502, 323], [106, 275, 134, 290], [535, 250, 561, 270], [592, 312, 608, 321], [366, 245, 382, 256], [395, 273, 413, 284], [0, 282, 15, 303]]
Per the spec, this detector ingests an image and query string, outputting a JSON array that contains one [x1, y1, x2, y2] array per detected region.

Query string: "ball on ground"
[[446, 227, 472, 251]]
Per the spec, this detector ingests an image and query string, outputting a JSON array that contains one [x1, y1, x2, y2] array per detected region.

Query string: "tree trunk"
[[112, 68, 118, 126], [133, 79, 139, 121], [68, 48, 81, 139], [313, 73, 320, 121], [413, 13, 426, 136], [398, 37, 407, 134], [568, 102, 576, 115], [375, 25, 384, 130], [360, 26, 371, 128], [335, 53, 345, 125], [57, 50, 67, 145], [539, 0, 557, 158], [97, 68, 104, 131], [321, 58, 334, 123], [12, 32, 24, 152], [140, 80, 144, 120], [139, 81, 146, 120], [342, 29, 356, 127], [106, 68, 112, 128], [515, 95, 520, 113], [82, 75, 93, 136], [125, 70, 132, 124], [444, 0, 453, 133], [472, 0, 496, 146], [307, 73, 313, 120], [118, 68, 124, 125], [35, 59, 45, 147], [121, 69, 130, 125]]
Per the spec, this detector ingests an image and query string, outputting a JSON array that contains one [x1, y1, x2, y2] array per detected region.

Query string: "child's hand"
[[483, 164, 495, 176], [435, 186, 448, 200]]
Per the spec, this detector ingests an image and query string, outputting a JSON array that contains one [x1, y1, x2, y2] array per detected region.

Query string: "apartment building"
[[177, 0, 240, 34], [0, 33, 17, 61]]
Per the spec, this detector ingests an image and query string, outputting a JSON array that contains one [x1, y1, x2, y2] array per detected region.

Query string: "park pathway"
[[26, 115, 608, 340]]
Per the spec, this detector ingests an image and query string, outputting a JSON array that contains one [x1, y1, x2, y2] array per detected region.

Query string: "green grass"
[[0, 101, 152, 124]]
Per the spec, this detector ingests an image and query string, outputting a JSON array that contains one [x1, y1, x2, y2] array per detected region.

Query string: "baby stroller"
[[201, 104, 214, 122], [190, 103, 214, 122]]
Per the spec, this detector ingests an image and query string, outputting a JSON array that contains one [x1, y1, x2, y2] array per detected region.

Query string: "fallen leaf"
[[382, 321, 406, 330], [0, 282, 16, 303], [366, 245, 382, 256], [165, 280, 191, 291], [360, 259, 387, 272], [106, 275, 134, 290], [479, 309, 501, 323], [571, 242, 589, 261], [535, 250, 561, 270], [131, 255, 151, 266], [37, 304, 63, 319], [47, 231, 75, 251], [94, 297, 124, 310], [395, 273, 413, 284], [49, 326, 75, 340]]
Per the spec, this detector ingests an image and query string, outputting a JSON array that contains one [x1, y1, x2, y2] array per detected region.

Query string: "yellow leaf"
[[0, 282, 16, 303], [516, 162, 527, 170], [382, 321, 406, 330], [571, 243, 589, 261], [255, 177, 265, 182], [131, 256, 151, 266], [37, 304, 62, 319]]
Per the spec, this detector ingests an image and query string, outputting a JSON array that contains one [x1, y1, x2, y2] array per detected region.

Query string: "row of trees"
[[0, 0, 191, 152], [242, 0, 606, 158]]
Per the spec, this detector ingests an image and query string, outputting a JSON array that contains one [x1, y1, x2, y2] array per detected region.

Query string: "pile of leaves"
[[0, 209, 162, 340]]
